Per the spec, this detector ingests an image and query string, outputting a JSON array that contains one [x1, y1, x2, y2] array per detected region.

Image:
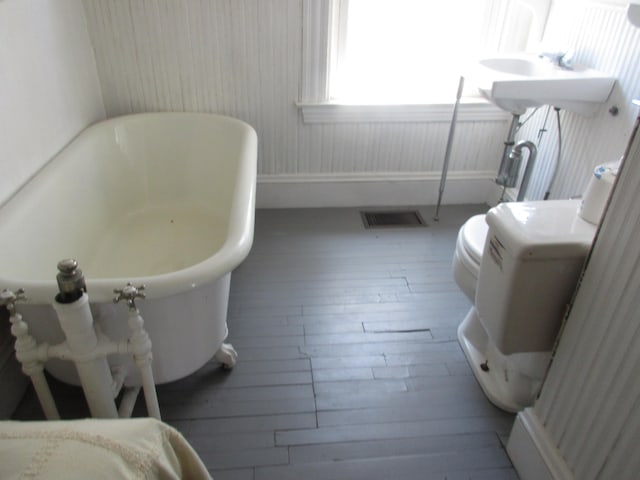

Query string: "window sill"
[[296, 98, 510, 124]]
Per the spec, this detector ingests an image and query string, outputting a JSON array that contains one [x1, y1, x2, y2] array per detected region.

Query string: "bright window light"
[[330, 0, 523, 104]]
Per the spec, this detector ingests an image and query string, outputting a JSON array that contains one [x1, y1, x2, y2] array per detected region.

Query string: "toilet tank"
[[475, 200, 596, 354]]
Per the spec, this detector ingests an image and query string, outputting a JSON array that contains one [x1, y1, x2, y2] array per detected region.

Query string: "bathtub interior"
[[0, 114, 256, 295]]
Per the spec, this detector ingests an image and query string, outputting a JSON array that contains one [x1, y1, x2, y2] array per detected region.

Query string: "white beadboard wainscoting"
[[507, 113, 640, 479]]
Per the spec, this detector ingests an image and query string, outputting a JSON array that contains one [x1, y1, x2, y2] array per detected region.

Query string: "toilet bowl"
[[452, 199, 598, 411], [452, 214, 488, 302]]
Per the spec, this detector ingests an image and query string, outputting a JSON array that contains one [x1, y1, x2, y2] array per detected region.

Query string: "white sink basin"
[[469, 54, 616, 116]]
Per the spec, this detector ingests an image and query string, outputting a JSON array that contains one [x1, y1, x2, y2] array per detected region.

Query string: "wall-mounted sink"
[[469, 54, 616, 116]]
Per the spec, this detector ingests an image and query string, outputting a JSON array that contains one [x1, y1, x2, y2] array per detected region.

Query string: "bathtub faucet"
[[113, 282, 161, 420], [5, 261, 161, 420], [113, 283, 146, 310]]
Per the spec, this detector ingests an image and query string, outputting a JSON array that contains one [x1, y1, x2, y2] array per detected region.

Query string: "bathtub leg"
[[214, 343, 238, 369]]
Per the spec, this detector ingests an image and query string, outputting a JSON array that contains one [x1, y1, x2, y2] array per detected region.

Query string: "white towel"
[[0, 418, 211, 480]]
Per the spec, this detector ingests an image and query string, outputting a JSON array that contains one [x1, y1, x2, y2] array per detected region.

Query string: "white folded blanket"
[[0, 418, 211, 479]]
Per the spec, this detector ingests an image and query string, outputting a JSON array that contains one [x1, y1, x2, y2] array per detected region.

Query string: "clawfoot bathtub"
[[0, 113, 257, 385]]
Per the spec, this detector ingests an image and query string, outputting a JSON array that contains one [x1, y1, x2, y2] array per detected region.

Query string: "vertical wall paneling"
[[301, 0, 333, 102], [83, 0, 302, 178], [515, 113, 640, 479]]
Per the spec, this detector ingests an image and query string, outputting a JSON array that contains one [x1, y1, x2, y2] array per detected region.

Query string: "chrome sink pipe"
[[509, 140, 538, 201], [496, 114, 522, 188]]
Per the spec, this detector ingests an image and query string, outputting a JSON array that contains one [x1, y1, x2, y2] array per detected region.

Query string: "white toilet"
[[452, 199, 598, 411], [452, 214, 488, 303]]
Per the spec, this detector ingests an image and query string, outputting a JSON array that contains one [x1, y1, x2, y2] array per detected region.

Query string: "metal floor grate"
[[360, 210, 427, 229]]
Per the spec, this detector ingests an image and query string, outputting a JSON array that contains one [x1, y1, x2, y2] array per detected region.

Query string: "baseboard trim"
[[256, 171, 498, 208], [507, 408, 574, 480]]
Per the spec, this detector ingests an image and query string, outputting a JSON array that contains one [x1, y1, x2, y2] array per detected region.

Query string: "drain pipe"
[[495, 114, 522, 188], [510, 141, 538, 202], [52, 259, 118, 418]]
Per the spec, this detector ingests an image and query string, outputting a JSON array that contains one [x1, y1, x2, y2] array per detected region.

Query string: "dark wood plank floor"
[[13, 204, 518, 479]]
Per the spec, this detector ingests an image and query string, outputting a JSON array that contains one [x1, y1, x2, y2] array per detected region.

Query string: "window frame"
[[298, 0, 551, 124]]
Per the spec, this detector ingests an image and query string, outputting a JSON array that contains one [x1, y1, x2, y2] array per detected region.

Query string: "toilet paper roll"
[[578, 161, 619, 224], [579, 177, 611, 224]]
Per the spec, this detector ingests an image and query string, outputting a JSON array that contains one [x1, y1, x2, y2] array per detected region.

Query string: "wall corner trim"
[[507, 408, 574, 480]]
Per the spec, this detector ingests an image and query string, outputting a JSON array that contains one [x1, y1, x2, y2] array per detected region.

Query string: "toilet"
[[452, 199, 598, 411], [452, 214, 488, 303]]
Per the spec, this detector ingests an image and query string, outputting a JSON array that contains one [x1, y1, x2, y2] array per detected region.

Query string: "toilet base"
[[457, 308, 551, 412]]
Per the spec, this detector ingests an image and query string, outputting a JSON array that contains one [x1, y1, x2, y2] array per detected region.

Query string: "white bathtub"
[[0, 113, 257, 385]]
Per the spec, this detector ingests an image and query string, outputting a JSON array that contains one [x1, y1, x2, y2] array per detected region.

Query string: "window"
[[300, 0, 550, 121], [331, 0, 510, 103]]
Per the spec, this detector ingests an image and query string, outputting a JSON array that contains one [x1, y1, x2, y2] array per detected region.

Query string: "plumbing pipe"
[[6, 263, 161, 420], [46, 342, 72, 361], [52, 259, 118, 417], [118, 386, 141, 418], [496, 114, 522, 187], [127, 306, 161, 420], [114, 283, 161, 420], [26, 366, 60, 420], [110, 366, 128, 398], [46, 335, 127, 361], [512, 140, 538, 202], [2, 289, 60, 420], [11, 315, 60, 419], [53, 293, 118, 418]]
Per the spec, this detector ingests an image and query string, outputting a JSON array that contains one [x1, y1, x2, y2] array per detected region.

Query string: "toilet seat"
[[453, 214, 488, 302], [461, 214, 487, 264]]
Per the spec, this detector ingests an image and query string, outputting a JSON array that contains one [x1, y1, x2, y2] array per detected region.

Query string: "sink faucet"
[[539, 49, 574, 69]]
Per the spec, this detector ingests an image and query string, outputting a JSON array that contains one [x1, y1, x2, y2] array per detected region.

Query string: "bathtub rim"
[[0, 112, 258, 304]]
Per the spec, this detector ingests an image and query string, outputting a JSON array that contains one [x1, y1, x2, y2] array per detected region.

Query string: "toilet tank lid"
[[461, 214, 488, 262], [486, 199, 598, 259]]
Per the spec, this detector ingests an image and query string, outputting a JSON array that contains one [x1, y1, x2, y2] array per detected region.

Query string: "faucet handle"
[[559, 49, 574, 68], [113, 283, 146, 309], [539, 49, 574, 69], [0, 288, 27, 315]]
